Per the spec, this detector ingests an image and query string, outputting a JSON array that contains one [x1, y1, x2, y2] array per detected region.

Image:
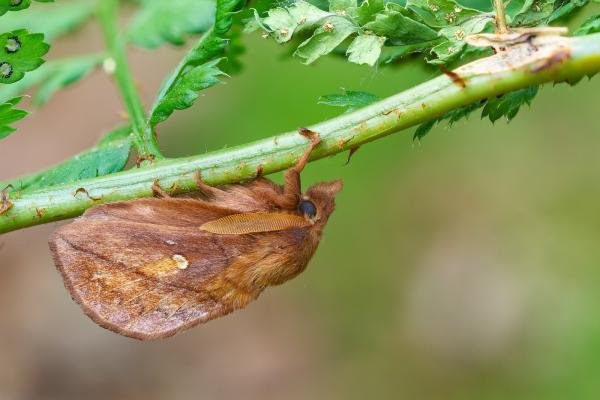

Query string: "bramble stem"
[[97, 0, 163, 161], [1, 33, 599, 234], [493, 0, 508, 33]]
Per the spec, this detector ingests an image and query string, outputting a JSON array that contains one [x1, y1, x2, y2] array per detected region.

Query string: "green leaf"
[[295, 16, 357, 64], [0, 54, 104, 105], [150, 59, 225, 125], [329, 0, 358, 20], [363, 7, 438, 44], [356, 0, 385, 25], [318, 89, 380, 111], [482, 86, 538, 123], [415, 87, 538, 140], [430, 14, 493, 64], [574, 14, 600, 35], [0, 1, 94, 42], [262, 0, 332, 43], [10, 125, 132, 192], [0, 30, 49, 84], [347, 34, 384, 65], [149, 0, 244, 126], [547, 0, 588, 22], [413, 101, 482, 140], [0, 0, 54, 16], [510, 0, 554, 26], [128, 0, 215, 48], [406, 0, 481, 27], [0, 96, 27, 140]]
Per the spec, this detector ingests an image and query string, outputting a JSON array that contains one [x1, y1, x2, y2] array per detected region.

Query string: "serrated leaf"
[[347, 34, 384, 65], [0, 0, 54, 16], [0, 30, 49, 84], [363, 7, 438, 44], [413, 119, 436, 140], [0, 54, 103, 105], [574, 14, 600, 35], [9, 126, 132, 192], [262, 0, 332, 43], [482, 86, 538, 122], [128, 0, 215, 48], [149, 0, 244, 126], [511, 0, 554, 26], [150, 59, 225, 125], [0, 96, 27, 140], [295, 16, 357, 64], [430, 14, 493, 64], [356, 0, 385, 25], [406, 0, 481, 27], [547, 0, 588, 22], [0, 1, 93, 42], [413, 101, 482, 140], [329, 0, 358, 20], [318, 89, 380, 111]]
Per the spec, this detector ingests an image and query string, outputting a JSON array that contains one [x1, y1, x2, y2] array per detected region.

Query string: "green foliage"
[[414, 87, 539, 140], [482, 86, 538, 123], [0, 0, 53, 16], [0, 96, 27, 140], [149, 0, 245, 126], [318, 89, 380, 111], [255, 0, 492, 66], [254, 0, 597, 67], [0, 0, 94, 42], [574, 14, 600, 35], [0, 30, 49, 84], [0, 54, 104, 105], [128, 0, 215, 48], [7, 126, 132, 192]]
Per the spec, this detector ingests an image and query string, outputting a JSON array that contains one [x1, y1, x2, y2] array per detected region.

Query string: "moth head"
[[300, 180, 343, 226]]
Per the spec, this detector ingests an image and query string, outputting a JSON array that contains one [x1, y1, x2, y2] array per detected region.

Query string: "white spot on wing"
[[165, 240, 176, 245], [172, 254, 189, 270]]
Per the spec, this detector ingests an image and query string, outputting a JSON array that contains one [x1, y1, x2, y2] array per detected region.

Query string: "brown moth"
[[49, 129, 342, 340]]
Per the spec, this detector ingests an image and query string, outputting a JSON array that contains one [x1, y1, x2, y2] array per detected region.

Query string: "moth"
[[49, 129, 343, 340]]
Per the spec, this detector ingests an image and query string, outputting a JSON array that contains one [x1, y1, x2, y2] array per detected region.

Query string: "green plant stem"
[[97, 0, 163, 160], [1, 33, 599, 234], [493, 0, 508, 33]]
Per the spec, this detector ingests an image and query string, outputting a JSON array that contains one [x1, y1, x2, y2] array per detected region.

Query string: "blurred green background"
[[1, 5, 600, 399]]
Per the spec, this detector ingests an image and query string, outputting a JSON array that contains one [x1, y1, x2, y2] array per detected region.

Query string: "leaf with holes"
[[0, 0, 54, 16], [0, 30, 49, 84]]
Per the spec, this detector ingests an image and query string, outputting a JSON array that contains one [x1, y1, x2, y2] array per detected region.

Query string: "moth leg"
[[277, 128, 322, 209], [152, 180, 171, 198], [194, 171, 227, 197]]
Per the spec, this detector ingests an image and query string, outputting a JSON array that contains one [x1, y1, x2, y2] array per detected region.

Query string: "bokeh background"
[[1, 3, 600, 399]]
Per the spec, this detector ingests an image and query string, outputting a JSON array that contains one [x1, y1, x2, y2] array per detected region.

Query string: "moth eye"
[[298, 200, 316, 218]]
